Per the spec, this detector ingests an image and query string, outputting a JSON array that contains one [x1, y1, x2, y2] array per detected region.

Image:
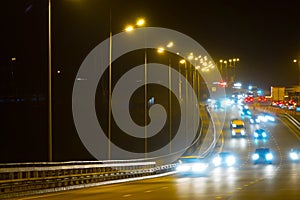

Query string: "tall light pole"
[[124, 18, 146, 157], [48, 0, 53, 162], [157, 42, 174, 153], [293, 59, 300, 85], [219, 60, 223, 80]]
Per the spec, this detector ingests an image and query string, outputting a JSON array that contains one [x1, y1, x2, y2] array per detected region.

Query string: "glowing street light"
[[180, 59, 186, 64], [125, 18, 146, 32], [109, 18, 146, 159], [136, 18, 145, 26], [167, 41, 174, 48], [157, 47, 165, 53], [293, 59, 300, 85], [124, 25, 134, 32]]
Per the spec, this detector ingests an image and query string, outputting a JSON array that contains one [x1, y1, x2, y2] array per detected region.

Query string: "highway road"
[[13, 103, 300, 200]]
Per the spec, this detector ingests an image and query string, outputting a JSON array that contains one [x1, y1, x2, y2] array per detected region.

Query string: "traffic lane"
[[228, 114, 300, 199], [15, 177, 180, 200], [229, 164, 300, 200], [14, 108, 300, 200]]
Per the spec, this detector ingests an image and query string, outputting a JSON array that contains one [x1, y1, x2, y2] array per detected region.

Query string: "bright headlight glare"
[[252, 154, 259, 160], [232, 131, 236, 135], [262, 132, 267, 138], [176, 165, 190, 172], [241, 129, 245, 135], [226, 156, 236, 166], [192, 163, 208, 172], [213, 157, 221, 166], [290, 152, 298, 160], [266, 153, 273, 160], [254, 133, 258, 138]]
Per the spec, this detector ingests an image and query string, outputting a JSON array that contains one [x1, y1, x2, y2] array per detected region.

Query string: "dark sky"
[[1, 0, 299, 91], [1, 0, 299, 162], [52, 0, 300, 90]]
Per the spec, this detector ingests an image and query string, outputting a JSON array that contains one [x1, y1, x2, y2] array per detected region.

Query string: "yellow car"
[[230, 119, 246, 138]]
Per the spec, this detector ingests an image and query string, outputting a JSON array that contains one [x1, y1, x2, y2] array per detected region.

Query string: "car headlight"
[[262, 132, 267, 138], [241, 129, 245, 135], [267, 116, 275, 122], [213, 157, 221, 166], [266, 153, 273, 160], [231, 130, 236, 135], [290, 152, 299, 160], [176, 164, 190, 172], [192, 163, 208, 172], [226, 156, 236, 166], [254, 132, 259, 138], [259, 116, 267, 122], [250, 119, 254, 123], [252, 153, 259, 160]]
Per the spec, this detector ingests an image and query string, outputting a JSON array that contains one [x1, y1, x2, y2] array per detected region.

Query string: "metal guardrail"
[[0, 161, 176, 199], [284, 113, 300, 130], [0, 103, 217, 199]]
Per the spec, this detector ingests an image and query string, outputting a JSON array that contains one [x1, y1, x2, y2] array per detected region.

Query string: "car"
[[289, 148, 300, 162], [249, 115, 260, 124], [212, 152, 236, 167], [296, 105, 300, 112], [258, 112, 275, 122], [230, 119, 246, 138], [241, 108, 252, 117], [176, 156, 209, 175], [252, 148, 273, 164], [253, 128, 268, 139]]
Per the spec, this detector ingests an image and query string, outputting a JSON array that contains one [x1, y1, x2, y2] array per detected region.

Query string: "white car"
[[176, 156, 209, 175], [289, 148, 300, 162]]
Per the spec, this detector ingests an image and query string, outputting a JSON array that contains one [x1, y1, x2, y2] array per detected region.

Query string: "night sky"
[[0, 0, 299, 162]]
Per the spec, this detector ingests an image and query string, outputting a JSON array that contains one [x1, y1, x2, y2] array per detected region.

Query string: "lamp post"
[[219, 60, 223, 80], [48, 0, 53, 162], [179, 59, 188, 146], [157, 42, 174, 153], [124, 19, 146, 157], [293, 59, 300, 85]]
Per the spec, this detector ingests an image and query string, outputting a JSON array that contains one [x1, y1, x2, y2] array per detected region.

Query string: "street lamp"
[[293, 59, 300, 85], [48, 0, 53, 162], [108, 18, 146, 159], [123, 18, 146, 158], [157, 43, 173, 153]]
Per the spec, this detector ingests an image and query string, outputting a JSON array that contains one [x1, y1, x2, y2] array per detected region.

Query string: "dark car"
[[249, 115, 260, 124], [253, 129, 268, 139], [212, 152, 236, 167], [241, 108, 252, 117], [252, 148, 273, 164], [289, 148, 300, 162]]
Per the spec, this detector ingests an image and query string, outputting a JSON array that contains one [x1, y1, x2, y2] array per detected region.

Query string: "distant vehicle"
[[249, 115, 260, 124], [253, 128, 268, 139], [244, 96, 254, 103], [252, 148, 273, 164], [295, 105, 300, 112], [240, 108, 252, 117], [258, 112, 275, 122], [176, 156, 209, 175], [289, 148, 300, 162], [230, 119, 246, 137], [212, 152, 236, 167], [271, 86, 285, 102]]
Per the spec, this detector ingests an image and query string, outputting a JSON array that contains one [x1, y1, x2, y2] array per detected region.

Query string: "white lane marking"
[[123, 194, 132, 198]]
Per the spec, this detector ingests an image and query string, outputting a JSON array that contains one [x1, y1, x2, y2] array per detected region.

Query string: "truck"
[[271, 86, 285, 102]]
